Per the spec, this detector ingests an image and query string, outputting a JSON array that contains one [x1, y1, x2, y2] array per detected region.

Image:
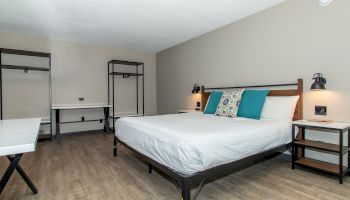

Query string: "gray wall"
[[157, 0, 350, 164], [0, 31, 157, 134]]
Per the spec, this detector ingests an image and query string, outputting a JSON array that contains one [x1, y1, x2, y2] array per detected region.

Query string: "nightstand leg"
[[301, 127, 305, 158], [339, 130, 343, 184], [292, 125, 296, 169]]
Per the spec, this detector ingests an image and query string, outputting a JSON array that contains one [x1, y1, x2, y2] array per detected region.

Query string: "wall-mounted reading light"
[[192, 84, 200, 94], [311, 73, 327, 90], [319, 0, 332, 6]]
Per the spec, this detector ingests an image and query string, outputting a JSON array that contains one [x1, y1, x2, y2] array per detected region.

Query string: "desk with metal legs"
[[0, 118, 41, 195], [52, 104, 111, 142]]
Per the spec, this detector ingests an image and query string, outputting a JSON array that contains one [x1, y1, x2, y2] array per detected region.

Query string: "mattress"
[[115, 112, 292, 175]]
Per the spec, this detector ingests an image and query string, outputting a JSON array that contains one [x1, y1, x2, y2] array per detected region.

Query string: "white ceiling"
[[0, 0, 286, 53]]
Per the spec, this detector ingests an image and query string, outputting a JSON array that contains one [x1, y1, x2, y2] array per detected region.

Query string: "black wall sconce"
[[192, 84, 200, 93], [311, 73, 327, 90]]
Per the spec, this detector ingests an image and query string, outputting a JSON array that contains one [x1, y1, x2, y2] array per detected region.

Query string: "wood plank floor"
[[1, 132, 350, 200]]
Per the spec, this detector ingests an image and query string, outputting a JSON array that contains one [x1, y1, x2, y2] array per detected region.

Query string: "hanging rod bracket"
[[123, 74, 130, 78]]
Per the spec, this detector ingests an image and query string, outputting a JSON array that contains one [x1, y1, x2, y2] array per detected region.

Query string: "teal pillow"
[[237, 90, 269, 119], [204, 91, 223, 114]]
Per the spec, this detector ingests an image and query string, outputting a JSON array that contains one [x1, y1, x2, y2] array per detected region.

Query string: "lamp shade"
[[311, 81, 325, 90], [311, 73, 326, 90]]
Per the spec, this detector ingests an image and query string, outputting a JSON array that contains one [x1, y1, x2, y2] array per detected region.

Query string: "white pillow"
[[261, 96, 299, 120]]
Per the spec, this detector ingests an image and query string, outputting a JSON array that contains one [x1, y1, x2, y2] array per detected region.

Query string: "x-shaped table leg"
[[0, 154, 38, 195]]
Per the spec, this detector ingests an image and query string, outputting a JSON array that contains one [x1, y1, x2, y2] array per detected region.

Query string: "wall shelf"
[[108, 60, 143, 66], [1, 64, 50, 72], [0, 48, 50, 58], [109, 72, 144, 78]]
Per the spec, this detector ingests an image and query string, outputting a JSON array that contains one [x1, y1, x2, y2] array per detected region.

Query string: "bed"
[[113, 79, 303, 200]]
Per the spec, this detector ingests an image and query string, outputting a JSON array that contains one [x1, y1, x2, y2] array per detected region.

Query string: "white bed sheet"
[[115, 113, 292, 175]]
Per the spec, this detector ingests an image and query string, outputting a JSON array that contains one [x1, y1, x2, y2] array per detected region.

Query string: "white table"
[[52, 104, 112, 141], [0, 118, 41, 195], [52, 104, 112, 110], [292, 120, 350, 131]]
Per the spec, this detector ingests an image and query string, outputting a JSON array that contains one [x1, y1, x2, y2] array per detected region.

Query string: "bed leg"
[[113, 138, 117, 157], [148, 164, 152, 174], [181, 179, 191, 200]]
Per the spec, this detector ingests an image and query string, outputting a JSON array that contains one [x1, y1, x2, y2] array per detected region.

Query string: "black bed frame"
[[113, 79, 303, 200]]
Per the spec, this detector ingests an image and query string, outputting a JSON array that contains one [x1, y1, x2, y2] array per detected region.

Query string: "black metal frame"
[[0, 48, 53, 141], [292, 124, 350, 184], [205, 83, 298, 90], [0, 154, 38, 195], [114, 137, 288, 200], [113, 81, 302, 200], [53, 106, 110, 142], [107, 60, 144, 131]]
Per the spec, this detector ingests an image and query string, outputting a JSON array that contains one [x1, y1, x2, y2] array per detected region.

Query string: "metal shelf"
[[0, 48, 50, 58], [108, 59, 144, 131], [295, 157, 343, 175], [109, 72, 144, 78], [108, 60, 143, 66], [109, 113, 144, 119], [1, 65, 50, 72], [0, 48, 53, 141], [59, 119, 105, 124], [295, 139, 349, 154]]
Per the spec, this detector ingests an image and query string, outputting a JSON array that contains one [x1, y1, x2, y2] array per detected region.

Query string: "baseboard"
[[277, 153, 292, 161], [62, 129, 107, 136]]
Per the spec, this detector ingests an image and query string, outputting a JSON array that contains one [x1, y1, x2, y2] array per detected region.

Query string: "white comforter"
[[115, 113, 292, 175]]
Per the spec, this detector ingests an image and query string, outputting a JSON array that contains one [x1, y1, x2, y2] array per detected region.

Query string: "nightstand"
[[178, 109, 202, 114], [292, 120, 350, 184]]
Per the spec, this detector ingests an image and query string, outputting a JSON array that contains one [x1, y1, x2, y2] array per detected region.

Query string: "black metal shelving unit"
[[108, 60, 144, 131], [0, 48, 53, 141]]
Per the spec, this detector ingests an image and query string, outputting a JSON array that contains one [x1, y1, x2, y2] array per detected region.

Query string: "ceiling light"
[[319, 0, 333, 6]]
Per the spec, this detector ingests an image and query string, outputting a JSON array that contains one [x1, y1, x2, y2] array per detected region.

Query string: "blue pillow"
[[237, 90, 269, 119], [204, 91, 223, 114]]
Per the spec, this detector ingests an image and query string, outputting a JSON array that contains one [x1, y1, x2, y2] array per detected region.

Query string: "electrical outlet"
[[79, 97, 84, 101], [315, 106, 327, 116], [196, 101, 201, 108]]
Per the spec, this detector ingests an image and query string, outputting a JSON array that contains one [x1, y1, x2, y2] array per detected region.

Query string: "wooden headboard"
[[201, 79, 303, 121]]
